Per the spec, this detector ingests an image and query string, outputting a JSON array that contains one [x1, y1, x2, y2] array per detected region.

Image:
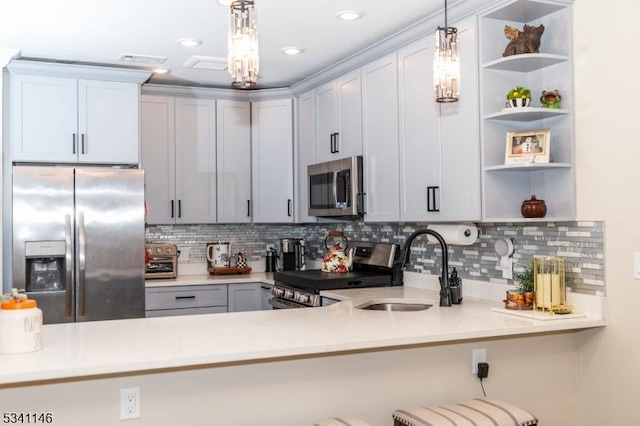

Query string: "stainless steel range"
[[271, 241, 401, 309]]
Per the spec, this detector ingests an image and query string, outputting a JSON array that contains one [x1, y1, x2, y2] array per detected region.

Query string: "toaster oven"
[[145, 243, 178, 280]]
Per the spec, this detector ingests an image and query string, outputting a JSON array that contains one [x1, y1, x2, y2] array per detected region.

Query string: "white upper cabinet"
[[315, 69, 363, 163], [141, 95, 217, 225], [141, 95, 176, 225], [174, 98, 217, 224], [398, 17, 481, 222], [295, 89, 317, 223], [8, 61, 148, 164], [479, 0, 575, 222], [362, 52, 400, 222], [216, 99, 252, 223], [251, 98, 294, 223]]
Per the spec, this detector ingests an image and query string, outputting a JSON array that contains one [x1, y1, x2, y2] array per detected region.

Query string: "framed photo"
[[505, 129, 551, 164]]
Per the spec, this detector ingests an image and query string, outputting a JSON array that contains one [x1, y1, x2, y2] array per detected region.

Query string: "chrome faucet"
[[397, 229, 452, 307]]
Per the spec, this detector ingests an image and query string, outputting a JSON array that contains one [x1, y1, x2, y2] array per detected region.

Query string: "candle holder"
[[533, 256, 573, 314]]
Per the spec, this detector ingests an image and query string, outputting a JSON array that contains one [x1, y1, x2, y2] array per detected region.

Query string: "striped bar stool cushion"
[[393, 398, 538, 426], [312, 417, 372, 426]]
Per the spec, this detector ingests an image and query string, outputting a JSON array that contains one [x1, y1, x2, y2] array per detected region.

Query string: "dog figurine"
[[502, 24, 545, 57]]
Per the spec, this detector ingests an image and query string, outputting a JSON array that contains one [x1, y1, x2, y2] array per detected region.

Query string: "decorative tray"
[[208, 266, 252, 275]]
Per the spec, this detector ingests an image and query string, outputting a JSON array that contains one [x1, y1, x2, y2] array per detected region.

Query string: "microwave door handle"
[[332, 172, 339, 208], [64, 214, 73, 318]]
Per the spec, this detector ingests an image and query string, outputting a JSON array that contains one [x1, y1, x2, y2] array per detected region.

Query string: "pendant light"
[[228, 0, 259, 89], [433, 0, 460, 102]]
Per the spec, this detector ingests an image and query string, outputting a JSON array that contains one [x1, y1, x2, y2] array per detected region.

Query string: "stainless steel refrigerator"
[[11, 165, 146, 324]]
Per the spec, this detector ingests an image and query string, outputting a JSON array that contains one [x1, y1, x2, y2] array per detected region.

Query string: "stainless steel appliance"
[[10, 165, 146, 324], [145, 243, 179, 280], [308, 156, 364, 217], [279, 238, 305, 271], [271, 241, 400, 309]]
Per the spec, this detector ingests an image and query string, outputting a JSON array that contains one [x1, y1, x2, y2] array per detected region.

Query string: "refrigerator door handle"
[[78, 212, 87, 317], [65, 214, 73, 318]]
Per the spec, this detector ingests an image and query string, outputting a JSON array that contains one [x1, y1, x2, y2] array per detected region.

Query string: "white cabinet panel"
[[251, 98, 294, 223], [398, 18, 481, 222], [227, 282, 264, 312], [216, 100, 252, 223], [141, 95, 176, 224], [141, 95, 217, 225], [362, 53, 400, 222], [315, 69, 362, 163], [10, 74, 140, 164], [295, 90, 317, 223], [10, 75, 78, 163], [174, 98, 217, 224], [78, 80, 140, 164]]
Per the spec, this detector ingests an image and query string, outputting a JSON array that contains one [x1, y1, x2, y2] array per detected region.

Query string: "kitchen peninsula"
[[0, 281, 604, 386]]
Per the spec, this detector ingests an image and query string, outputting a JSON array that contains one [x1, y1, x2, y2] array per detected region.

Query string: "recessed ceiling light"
[[153, 68, 170, 74], [177, 38, 202, 47], [217, 0, 232, 5], [281, 47, 304, 55], [336, 10, 363, 21]]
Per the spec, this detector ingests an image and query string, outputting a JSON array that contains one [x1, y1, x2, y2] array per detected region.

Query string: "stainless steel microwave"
[[308, 156, 364, 217]]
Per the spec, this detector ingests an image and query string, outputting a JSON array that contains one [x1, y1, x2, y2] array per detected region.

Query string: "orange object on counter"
[[1, 298, 37, 309]]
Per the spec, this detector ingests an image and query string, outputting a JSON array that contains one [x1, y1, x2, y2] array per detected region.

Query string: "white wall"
[[573, 0, 640, 424], [1, 334, 577, 425]]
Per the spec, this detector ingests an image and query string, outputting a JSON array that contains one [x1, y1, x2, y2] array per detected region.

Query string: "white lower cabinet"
[[146, 282, 273, 317], [145, 285, 228, 318], [227, 282, 266, 313]]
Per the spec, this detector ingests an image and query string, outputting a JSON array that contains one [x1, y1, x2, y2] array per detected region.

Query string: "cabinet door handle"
[[330, 133, 335, 153], [287, 199, 292, 217], [175, 295, 196, 300], [334, 132, 340, 153], [178, 200, 182, 218], [81, 133, 86, 154], [361, 192, 367, 215], [427, 186, 440, 212], [72, 134, 77, 154], [170, 200, 175, 218]]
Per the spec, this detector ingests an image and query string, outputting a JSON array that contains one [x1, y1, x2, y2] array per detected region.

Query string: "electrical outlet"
[[266, 244, 275, 252], [472, 348, 487, 374], [120, 387, 140, 420]]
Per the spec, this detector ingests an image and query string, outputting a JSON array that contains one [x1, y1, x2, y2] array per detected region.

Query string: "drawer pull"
[[175, 295, 196, 300]]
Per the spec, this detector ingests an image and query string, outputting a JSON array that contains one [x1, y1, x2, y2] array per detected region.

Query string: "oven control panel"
[[271, 285, 320, 308]]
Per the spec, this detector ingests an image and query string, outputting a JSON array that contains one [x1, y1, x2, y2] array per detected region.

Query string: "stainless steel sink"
[[355, 298, 433, 312]]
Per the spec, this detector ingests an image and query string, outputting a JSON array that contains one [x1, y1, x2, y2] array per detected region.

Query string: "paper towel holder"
[[494, 238, 514, 279]]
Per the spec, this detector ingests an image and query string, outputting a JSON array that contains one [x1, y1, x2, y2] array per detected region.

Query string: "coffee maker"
[[279, 238, 305, 271]]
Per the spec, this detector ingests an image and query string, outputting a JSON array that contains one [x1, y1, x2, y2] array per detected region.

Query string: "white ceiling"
[[0, 0, 447, 90]]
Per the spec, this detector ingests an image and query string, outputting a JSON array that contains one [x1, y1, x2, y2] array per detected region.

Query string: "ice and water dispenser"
[[25, 241, 66, 292]]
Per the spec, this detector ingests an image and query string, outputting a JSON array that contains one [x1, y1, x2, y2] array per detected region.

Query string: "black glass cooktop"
[[273, 269, 393, 293]]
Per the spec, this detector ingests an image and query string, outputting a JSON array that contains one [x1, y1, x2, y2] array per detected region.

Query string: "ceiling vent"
[[118, 54, 168, 64], [183, 56, 227, 71]]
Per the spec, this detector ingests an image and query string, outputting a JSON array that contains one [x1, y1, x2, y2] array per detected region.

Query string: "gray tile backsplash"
[[146, 221, 604, 296]]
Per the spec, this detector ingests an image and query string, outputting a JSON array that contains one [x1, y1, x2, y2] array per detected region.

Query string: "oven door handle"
[[269, 298, 305, 309]]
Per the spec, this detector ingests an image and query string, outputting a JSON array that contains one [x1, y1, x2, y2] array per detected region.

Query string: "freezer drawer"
[[145, 285, 228, 311]]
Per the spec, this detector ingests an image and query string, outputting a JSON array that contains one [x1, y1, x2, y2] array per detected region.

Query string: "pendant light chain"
[[433, 0, 460, 103]]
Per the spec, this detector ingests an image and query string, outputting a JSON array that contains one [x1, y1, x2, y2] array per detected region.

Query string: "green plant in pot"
[[505, 262, 535, 310], [506, 86, 532, 108]]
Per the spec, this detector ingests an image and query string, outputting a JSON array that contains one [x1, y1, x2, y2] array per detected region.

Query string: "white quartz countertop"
[[0, 286, 604, 386], [145, 271, 275, 287]]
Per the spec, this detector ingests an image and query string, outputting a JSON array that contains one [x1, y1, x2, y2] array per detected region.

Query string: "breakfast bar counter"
[[0, 285, 605, 386]]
